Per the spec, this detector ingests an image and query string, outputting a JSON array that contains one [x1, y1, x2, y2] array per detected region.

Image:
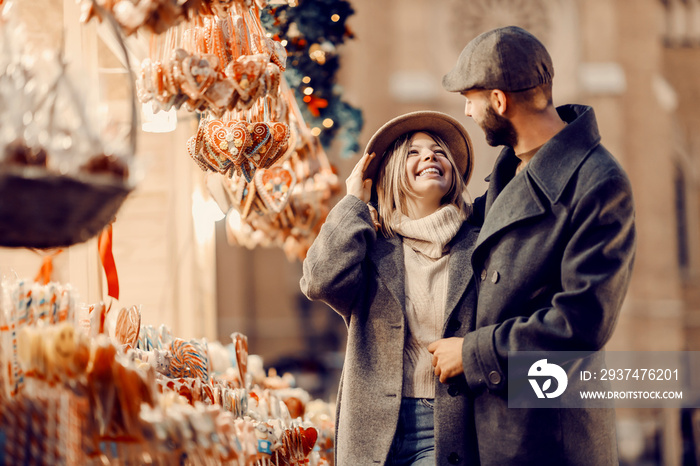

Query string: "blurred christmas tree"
[[262, 0, 363, 157]]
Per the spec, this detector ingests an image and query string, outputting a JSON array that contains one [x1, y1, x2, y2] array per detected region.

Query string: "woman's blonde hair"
[[375, 131, 470, 237]]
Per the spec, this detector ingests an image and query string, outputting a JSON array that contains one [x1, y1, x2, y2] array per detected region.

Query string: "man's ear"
[[489, 89, 508, 116]]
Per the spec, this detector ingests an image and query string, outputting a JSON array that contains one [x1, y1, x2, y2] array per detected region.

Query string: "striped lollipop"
[[170, 338, 209, 382], [114, 305, 141, 349]]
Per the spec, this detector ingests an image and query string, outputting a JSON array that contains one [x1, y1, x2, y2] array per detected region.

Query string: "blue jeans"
[[386, 398, 435, 466]]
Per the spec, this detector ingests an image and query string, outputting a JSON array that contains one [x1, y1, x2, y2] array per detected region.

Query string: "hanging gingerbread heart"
[[228, 14, 251, 59], [205, 119, 244, 163], [240, 159, 257, 183], [244, 121, 271, 167], [202, 140, 234, 174], [227, 120, 252, 167], [226, 54, 268, 110], [266, 37, 287, 71], [188, 135, 210, 172], [224, 171, 248, 207], [254, 165, 296, 213], [258, 121, 290, 169], [264, 63, 282, 100], [203, 79, 235, 116], [181, 54, 219, 100]]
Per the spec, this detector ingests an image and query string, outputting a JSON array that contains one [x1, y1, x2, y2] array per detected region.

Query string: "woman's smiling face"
[[404, 131, 453, 208]]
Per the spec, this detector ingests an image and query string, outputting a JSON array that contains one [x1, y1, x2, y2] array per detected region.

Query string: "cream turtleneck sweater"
[[391, 204, 465, 398]]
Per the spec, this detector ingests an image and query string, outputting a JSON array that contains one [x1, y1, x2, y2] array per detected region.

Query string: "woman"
[[300, 111, 480, 466]]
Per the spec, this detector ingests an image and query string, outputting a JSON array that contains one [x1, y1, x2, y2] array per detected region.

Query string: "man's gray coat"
[[463, 104, 636, 465]]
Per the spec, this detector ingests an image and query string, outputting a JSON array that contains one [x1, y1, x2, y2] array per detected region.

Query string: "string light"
[[309, 43, 326, 65], [281, 40, 288, 47], [261, 0, 364, 156], [311, 127, 321, 136]]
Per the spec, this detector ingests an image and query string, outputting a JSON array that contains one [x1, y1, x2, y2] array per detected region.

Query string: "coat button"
[[491, 270, 500, 283], [447, 319, 461, 332], [488, 371, 502, 384], [447, 385, 460, 397], [448, 452, 461, 464], [480, 269, 487, 281]]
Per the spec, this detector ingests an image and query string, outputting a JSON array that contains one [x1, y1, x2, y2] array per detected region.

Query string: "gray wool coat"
[[464, 104, 636, 465], [301, 195, 481, 466]]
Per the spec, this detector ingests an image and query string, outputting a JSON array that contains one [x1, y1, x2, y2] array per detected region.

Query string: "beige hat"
[[363, 110, 474, 185]]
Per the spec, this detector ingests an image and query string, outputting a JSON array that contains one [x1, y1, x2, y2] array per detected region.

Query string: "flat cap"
[[442, 26, 553, 93]]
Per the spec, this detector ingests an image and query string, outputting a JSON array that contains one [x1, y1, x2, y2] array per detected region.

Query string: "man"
[[428, 26, 636, 464]]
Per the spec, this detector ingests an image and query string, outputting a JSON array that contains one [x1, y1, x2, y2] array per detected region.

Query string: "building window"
[[661, 0, 700, 47], [675, 163, 690, 270]]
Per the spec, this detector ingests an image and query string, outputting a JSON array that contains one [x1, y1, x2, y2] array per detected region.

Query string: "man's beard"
[[481, 105, 518, 148]]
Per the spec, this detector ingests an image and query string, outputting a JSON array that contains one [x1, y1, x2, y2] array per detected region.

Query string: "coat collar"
[[475, 105, 601, 251], [444, 224, 478, 319], [368, 223, 477, 319], [526, 104, 602, 204]]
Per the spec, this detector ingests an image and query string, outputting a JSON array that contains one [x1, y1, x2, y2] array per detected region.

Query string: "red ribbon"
[[98, 223, 120, 300], [34, 249, 63, 285]]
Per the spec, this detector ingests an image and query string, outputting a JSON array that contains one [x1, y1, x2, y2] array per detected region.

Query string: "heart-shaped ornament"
[[264, 63, 282, 98], [240, 159, 257, 183], [266, 37, 287, 70], [245, 122, 271, 167], [228, 15, 251, 59], [205, 119, 246, 163], [227, 54, 267, 109], [181, 55, 218, 100], [258, 122, 290, 169], [299, 426, 318, 456], [254, 165, 296, 212], [227, 120, 252, 167], [202, 140, 233, 174], [188, 135, 210, 172]]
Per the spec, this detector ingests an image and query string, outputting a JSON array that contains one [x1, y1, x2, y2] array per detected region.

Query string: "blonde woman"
[[301, 111, 480, 466]]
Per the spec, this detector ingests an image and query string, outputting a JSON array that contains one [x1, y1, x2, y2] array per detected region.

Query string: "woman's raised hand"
[[346, 152, 375, 203]]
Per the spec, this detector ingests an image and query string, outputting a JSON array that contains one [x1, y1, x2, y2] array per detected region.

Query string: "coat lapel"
[[475, 172, 546, 252], [475, 104, 602, 255], [369, 235, 405, 309], [483, 148, 520, 217], [444, 226, 479, 321]]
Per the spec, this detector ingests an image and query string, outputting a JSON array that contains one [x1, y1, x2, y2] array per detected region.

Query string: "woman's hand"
[[428, 337, 465, 383], [346, 152, 375, 203]]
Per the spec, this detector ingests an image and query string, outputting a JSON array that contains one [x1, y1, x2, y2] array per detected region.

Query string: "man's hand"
[[428, 337, 464, 383]]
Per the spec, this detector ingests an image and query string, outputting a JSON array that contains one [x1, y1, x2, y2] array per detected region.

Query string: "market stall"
[[0, 0, 361, 463]]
